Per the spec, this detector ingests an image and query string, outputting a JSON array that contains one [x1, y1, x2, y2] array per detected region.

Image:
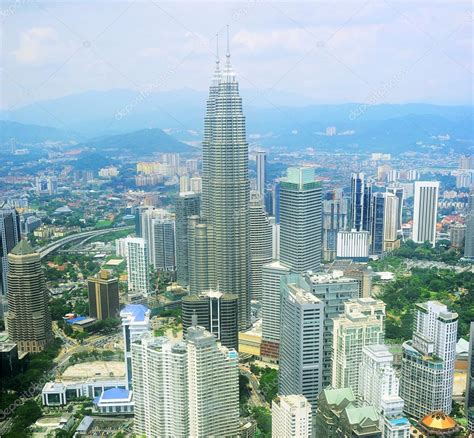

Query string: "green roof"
[[323, 387, 356, 406], [10, 239, 36, 256], [344, 405, 379, 426]]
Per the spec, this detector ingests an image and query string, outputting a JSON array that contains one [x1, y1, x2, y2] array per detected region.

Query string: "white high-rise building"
[[359, 345, 410, 438], [412, 181, 439, 247], [125, 237, 149, 295], [256, 150, 266, 197], [132, 324, 239, 438], [132, 335, 188, 438], [332, 298, 386, 393], [269, 216, 280, 260], [260, 261, 290, 361], [249, 191, 272, 301], [179, 175, 190, 193], [187, 325, 240, 437], [190, 176, 202, 193], [336, 229, 370, 261], [279, 275, 324, 408], [272, 395, 312, 438], [400, 301, 458, 419], [120, 304, 151, 389]]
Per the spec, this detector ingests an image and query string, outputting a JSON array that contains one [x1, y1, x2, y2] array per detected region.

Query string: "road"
[[38, 225, 133, 259], [239, 364, 269, 408]]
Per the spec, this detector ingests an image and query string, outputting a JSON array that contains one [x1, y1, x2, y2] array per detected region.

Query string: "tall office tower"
[[6, 240, 53, 354], [400, 301, 458, 419], [87, 270, 120, 320], [182, 290, 238, 349], [350, 172, 372, 231], [134, 205, 151, 238], [464, 192, 474, 259], [132, 335, 189, 438], [260, 261, 290, 361], [383, 192, 400, 252], [332, 297, 386, 392], [359, 345, 410, 438], [412, 181, 439, 247], [269, 216, 280, 260], [120, 304, 150, 389], [449, 223, 466, 248], [304, 271, 360, 387], [125, 237, 149, 296], [200, 44, 251, 330], [280, 167, 322, 273], [175, 192, 201, 286], [272, 395, 312, 438], [141, 209, 175, 271], [255, 150, 267, 197], [387, 186, 404, 231], [370, 193, 386, 255], [0, 203, 21, 314], [249, 191, 272, 301], [187, 324, 240, 437], [279, 275, 324, 408], [466, 322, 474, 433], [187, 215, 215, 293], [336, 230, 370, 262], [322, 197, 349, 261]]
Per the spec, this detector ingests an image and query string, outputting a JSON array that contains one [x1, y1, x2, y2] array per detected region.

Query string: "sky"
[[1, 0, 473, 110]]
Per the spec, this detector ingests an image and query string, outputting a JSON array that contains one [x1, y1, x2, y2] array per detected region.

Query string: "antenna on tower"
[[216, 33, 220, 65], [226, 24, 230, 59]]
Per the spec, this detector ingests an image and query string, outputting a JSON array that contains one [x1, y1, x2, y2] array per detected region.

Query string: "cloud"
[[13, 27, 66, 65]]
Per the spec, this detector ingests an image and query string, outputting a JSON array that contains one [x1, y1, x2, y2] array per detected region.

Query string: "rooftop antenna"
[[226, 24, 230, 60], [216, 33, 219, 64]]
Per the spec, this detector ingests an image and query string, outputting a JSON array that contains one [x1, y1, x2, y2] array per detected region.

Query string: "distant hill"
[[77, 128, 194, 155], [0, 120, 78, 146]]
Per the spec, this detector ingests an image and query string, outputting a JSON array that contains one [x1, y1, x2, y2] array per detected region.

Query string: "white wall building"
[[332, 298, 386, 393], [359, 345, 410, 438], [125, 237, 149, 295], [412, 181, 439, 247], [336, 230, 370, 261], [400, 301, 458, 419], [272, 395, 312, 438]]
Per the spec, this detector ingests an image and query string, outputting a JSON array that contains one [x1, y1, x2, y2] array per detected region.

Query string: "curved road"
[[39, 225, 133, 259]]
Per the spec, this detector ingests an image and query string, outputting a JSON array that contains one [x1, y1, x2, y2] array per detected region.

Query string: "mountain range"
[[1, 88, 472, 154]]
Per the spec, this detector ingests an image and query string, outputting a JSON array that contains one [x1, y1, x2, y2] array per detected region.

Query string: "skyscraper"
[[332, 298, 386, 392], [370, 193, 386, 255], [280, 167, 322, 273], [260, 261, 290, 361], [88, 270, 120, 320], [120, 304, 151, 389], [132, 335, 189, 437], [6, 240, 53, 354], [255, 150, 267, 197], [0, 203, 21, 314], [358, 345, 410, 438], [279, 274, 324, 408], [124, 237, 149, 296], [187, 324, 240, 437], [272, 395, 312, 438], [412, 181, 439, 247], [201, 37, 251, 330], [464, 192, 474, 259], [175, 192, 201, 286], [249, 191, 272, 301], [350, 173, 372, 232], [187, 215, 215, 294], [322, 196, 349, 261], [466, 322, 474, 433], [386, 186, 404, 232], [400, 301, 458, 419], [182, 290, 238, 350]]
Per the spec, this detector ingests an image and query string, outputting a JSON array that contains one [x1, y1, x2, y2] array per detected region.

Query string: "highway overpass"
[[39, 226, 133, 259]]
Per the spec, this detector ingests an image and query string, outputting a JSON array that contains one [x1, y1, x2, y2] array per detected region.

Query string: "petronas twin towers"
[[198, 41, 251, 330]]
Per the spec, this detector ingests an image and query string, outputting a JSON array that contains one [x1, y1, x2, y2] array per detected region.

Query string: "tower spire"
[[226, 24, 230, 60], [223, 24, 235, 82], [212, 33, 221, 85], [216, 33, 220, 67]]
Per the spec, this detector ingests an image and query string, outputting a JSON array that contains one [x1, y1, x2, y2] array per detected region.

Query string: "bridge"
[[39, 226, 133, 259]]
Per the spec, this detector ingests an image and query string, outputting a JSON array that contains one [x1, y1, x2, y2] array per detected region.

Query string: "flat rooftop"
[[62, 361, 125, 380]]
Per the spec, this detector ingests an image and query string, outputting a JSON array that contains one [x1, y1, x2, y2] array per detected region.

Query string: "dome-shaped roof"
[[420, 412, 457, 431]]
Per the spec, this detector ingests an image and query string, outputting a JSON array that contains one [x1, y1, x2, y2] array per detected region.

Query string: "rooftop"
[[120, 304, 150, 322], [10, 239, 36, 256]]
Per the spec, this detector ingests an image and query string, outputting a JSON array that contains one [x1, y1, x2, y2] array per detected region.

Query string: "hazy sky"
[[1, 0, 472, 110]]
